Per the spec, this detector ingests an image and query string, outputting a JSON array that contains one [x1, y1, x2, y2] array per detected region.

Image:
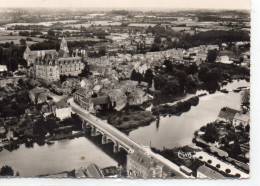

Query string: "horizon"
[[0, 0, 251, 10]]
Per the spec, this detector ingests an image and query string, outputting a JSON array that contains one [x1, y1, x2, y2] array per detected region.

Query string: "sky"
[[0, 0, 251, 10]]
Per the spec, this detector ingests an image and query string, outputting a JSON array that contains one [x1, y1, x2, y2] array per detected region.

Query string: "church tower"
[[59, 37, 69, 57], [23, 45, 31, 60]]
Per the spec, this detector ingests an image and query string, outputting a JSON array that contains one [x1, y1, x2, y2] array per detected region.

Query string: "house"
[[51, 82, 72, 95], [0, 65, 7, 72], [53, 100, 71, 120], [89, 96, 111, 112], [218, 107, 239, 123], [62, 78, 79, 89], [197, 165, 225, 179], [41, 100, 57, 117], [101, 89, 127, 111], [29, 87, 49, 104], [93, 84, 102, 94], [80, 78, 92, 88], [233, 113, 250, 127], [196, 50, 207, 62], [78, 95, 110, 112], [74, 87, 92, 104], [127, 150, 164, 178], [85, 163, 104, 178], [216, 55, 233, 64]]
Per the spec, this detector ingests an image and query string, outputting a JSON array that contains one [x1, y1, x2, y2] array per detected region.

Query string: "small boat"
[[233, 89, 241, 93], [46, 141, 55, 145], [220, 89, 228, 93], [237, 86, 247, 90], [221, 81, 228, 85]]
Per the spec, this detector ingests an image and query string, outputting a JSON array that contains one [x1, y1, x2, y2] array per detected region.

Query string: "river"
[[127, 80, 250, 150], [0, 135, 121, 177], [0, 80, 249, 177]]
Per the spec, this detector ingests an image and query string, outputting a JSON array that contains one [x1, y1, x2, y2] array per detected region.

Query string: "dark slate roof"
[[55, 100, 69, 109], [197, 165, 225, 179], [218, 107, 239, 121], [91, 96, 110, 105]]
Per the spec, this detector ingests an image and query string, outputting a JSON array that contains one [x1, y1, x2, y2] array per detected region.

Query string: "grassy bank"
[[107, 106, 156, 130], [152, 96, 199, 116]]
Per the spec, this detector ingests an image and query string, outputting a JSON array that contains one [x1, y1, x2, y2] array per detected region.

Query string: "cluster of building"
[[29, 87, 71, 120], [74, 78, 150, 112], [218, 107, 250, 127]]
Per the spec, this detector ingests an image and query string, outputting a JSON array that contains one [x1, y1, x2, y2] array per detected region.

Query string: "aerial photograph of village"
[[0, 0, 251, 180]]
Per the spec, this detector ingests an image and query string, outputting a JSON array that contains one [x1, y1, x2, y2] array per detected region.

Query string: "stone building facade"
[[23, 37, 85, 82], [127, 150, 164, 178]]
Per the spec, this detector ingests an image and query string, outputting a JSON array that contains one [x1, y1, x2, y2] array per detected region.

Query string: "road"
[[194, 151, 249, 178], [68, 98, 192, 178]]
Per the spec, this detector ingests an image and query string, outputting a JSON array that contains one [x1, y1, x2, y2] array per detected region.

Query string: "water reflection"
[[128, 80, 250, 150], [0, 135, 120, 177]]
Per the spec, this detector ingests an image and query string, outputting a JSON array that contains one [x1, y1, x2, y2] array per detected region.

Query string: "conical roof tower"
[[59, 37, 69, 57]]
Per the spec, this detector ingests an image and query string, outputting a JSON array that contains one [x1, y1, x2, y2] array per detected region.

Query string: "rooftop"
[[234, 112, 250, 122], [129, 150, 163, 169], [55, 100, 70, 109], [218, 107, 240, 121], [85, 163, 104, 178], [91, 96, 110, 105]]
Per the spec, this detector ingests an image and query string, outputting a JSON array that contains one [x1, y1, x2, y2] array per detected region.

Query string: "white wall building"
[[54, 100, 71, 120]]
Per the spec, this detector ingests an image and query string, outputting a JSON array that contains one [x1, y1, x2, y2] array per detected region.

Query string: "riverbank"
[[152, 96, 200, 116]]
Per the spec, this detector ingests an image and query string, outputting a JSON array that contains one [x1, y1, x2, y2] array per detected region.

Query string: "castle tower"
[[59, 37, 69, 56]]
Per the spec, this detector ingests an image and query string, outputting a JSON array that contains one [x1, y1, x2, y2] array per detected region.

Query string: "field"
[[0, 31, 46, 45]]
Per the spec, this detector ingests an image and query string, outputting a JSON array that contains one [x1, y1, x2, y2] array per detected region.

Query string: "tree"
[[232, 143, 242, 155], [0, 165, 14, 176], [225, 169, 231, 174], [202, 123, 219, 143], [131, 69, 137, 80], [20, 39, 26, 45], [144, 69, 154, 86], [45, 117, 58, 135], [47, 29, 55, 37], [241, 89, 250, 111], [164, 60, 173, 73], [79, 64, 90, 77], [206, 49, 218, 63], [122, 85, 135, 114], [98, 46, 106, 56], [154, 36, 161, 45], [18, 79, 24, 87], [245, 124, 250, 133], [33, 118, 47, 136]]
